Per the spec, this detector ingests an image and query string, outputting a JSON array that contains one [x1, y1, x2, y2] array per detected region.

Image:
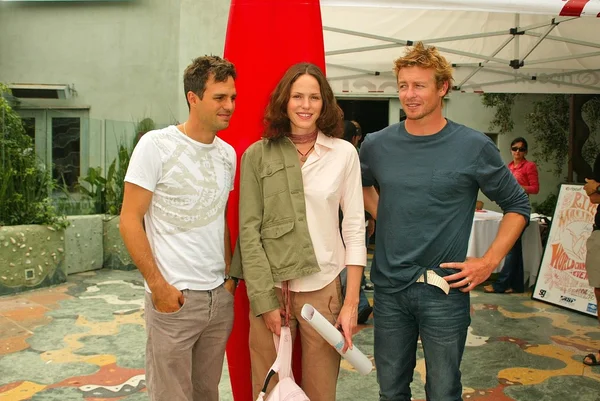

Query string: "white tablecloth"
[[467, 210, 543, 286]]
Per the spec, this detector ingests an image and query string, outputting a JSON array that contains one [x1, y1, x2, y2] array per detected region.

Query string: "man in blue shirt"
[[360, 42, 530, 401]]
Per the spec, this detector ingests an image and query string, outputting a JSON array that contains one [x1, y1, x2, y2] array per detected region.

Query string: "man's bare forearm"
[[363, 186, 379, 220], [120, 216, 166, 291]]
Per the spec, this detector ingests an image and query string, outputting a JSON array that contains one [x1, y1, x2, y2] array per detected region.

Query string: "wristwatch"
[[224, 275, 239, 285]]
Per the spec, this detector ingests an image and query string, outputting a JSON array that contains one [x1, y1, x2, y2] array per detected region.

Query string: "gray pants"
[[144, 286, 234, 401]]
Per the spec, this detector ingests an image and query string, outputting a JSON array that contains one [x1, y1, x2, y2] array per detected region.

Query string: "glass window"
[[52, 117, 80, 191], [22, 117, 35, 142]]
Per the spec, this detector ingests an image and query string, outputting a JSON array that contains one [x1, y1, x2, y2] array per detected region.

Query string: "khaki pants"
[[144, 286, 234, 401], [249, 278, 343, 401], [586, 230, 600, 287]]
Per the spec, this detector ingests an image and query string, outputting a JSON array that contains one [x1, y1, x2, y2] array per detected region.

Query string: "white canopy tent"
[[320, 0, 600, 95]]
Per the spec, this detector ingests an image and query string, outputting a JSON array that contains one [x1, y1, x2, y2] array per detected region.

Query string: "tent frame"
[[324, 14, 600, 92]]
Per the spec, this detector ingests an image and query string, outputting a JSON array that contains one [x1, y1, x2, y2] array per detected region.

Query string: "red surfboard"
[[220, 1, 326, 400]]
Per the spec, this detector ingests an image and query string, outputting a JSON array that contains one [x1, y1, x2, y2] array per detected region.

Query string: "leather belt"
[[416, 270, 450, 295]]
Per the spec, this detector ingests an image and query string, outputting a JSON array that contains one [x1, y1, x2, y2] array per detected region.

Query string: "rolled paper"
[[300, 304, 373, 376]]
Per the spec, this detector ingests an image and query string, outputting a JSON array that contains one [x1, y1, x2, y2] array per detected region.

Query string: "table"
[[467, 210, 543, 286]]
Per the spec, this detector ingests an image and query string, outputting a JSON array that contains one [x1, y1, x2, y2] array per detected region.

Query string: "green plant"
[[482, 93, 600, 180], [0, 84, 68, 228], [482, 93, 519, 135], [105, 142, 132, 215], [77, 166, 107, 214], [77, 118, 154, 215], [531, 192, 558, 217], [136, 117, 155, 140], [525, 95, 570, 177]]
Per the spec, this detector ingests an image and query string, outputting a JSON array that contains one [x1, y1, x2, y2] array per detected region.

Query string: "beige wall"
[[0, 0, 230, 172]]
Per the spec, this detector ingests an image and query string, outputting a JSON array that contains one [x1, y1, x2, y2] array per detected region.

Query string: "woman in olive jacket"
[[231, 63, 367, 401]]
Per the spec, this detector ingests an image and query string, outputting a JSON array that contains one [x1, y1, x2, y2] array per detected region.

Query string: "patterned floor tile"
[[1, 268, 600, 400]]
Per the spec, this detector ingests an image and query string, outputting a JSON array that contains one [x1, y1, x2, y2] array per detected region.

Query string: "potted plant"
[[0, 84, 69, 295]]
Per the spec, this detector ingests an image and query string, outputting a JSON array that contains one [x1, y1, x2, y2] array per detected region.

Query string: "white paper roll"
[[300, 303, 373, 375]]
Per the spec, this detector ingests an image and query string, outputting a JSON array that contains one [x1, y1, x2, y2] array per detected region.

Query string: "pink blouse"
[[508, 159, 539, 195]]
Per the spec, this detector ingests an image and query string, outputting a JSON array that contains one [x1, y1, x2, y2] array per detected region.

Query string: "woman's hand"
[[262, 308, 283, 336], [335, 302, 358, 353]]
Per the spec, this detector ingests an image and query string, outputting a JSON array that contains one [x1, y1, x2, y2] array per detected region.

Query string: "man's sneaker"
[[363, 283, 374, 292], [357, 305, 373, 325]]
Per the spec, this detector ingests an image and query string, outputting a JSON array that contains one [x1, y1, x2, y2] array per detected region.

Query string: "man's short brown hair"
[[183, 56, 236, 107], [393, 42, 454, 96]]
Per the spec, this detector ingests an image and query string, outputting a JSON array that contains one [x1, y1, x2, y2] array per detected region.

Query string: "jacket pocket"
[[261, 220, 294, 238], [260, 160, 287, 197], [261, 219, 297, 270]]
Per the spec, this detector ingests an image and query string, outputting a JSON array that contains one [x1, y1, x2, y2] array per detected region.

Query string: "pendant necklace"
[[297, 144, 315, 162], [290, 129, 318, 163]]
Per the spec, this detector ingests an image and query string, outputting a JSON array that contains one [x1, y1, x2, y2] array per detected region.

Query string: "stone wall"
[[65, 215, 104, 274], [103, 216, 135, 271], [0, 225, 66, 296]]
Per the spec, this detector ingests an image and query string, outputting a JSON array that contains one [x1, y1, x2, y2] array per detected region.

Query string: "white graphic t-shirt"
[[125, 125, 236, 291]]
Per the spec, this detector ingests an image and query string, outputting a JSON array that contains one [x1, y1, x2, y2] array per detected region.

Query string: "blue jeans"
[[493, 235, 525, 293], [374, 282, 471, 401]]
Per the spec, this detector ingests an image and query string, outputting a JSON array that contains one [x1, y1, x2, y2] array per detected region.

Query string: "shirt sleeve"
[[340, 148, 367, 267], [359, 134, 376, 187], [229, 145, 237, 191], [476, 142, 531, 222], [124, 134, 162, 192], [524, 161, 539, 195], [238, 148, 279, 316]]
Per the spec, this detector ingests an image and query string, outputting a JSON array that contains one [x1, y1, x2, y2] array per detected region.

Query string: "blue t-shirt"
[[359, 119, 530, 293]]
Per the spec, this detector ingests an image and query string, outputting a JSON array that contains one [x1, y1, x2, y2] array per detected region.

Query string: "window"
[[21, 117, 35, 142], [52, 117, 81, 191], [485, 133, 499, 146]]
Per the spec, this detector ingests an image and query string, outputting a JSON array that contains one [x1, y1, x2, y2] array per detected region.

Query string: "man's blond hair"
[[393, 42, 454, 96]]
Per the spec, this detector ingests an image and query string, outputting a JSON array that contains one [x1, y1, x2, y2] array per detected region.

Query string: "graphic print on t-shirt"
[[151, 136, 233, 235]]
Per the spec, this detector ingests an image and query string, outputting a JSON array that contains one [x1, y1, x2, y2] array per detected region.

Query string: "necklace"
[[296, 144, 315, 162], [289, 129, 318, 144], [183, 122, 188, 137]]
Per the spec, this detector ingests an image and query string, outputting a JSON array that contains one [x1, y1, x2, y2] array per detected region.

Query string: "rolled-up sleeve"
[[477, 142, 531, 222], [341, 150, 367, 267]]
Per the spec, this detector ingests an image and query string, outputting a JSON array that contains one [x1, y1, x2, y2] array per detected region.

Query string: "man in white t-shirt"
[[120, 56, 237, 401]]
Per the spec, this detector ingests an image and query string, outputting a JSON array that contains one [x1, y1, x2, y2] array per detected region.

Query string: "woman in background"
[[485, 137, 539, 293]]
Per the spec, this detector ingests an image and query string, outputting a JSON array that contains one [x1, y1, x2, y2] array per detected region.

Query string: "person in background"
[[350, 120, 376, 292], [231, 62, 366, 400], [583, 153, 600, 366], [485, 137, 539, 294], [340, 120, 374, 324]]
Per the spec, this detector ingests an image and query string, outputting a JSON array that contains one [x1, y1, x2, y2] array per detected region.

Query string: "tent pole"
[[568, 94, 575, 183]]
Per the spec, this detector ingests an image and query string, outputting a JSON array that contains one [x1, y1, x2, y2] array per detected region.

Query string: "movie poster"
[[533, 184, 597, 316]]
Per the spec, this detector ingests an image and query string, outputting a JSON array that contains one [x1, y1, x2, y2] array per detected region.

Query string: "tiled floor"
[[1, 268, 600, 400]]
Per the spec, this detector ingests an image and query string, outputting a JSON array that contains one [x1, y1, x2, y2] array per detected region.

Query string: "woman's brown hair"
[[263, 63, 343, 140]]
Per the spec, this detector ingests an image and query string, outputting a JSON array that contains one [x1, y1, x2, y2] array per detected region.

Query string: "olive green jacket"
[[230, 137, 320, 316]]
